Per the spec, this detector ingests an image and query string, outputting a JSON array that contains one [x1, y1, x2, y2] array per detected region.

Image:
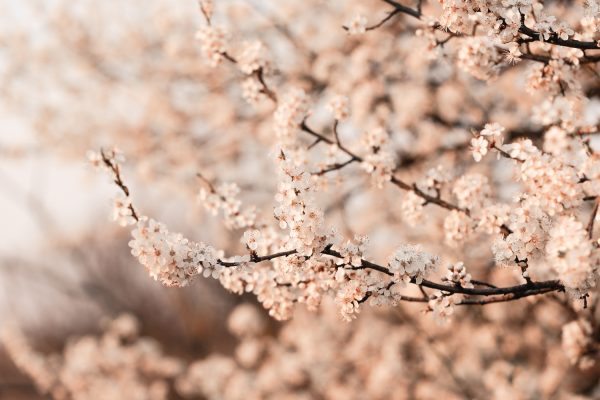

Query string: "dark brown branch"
[[379, 0, 600, 60], [255, 67, 278, 102], [456, 287, 556, 305], [470, 280, 498, 289], [218, 249, 298, 267], [217, 243, 565, 301], [100, 149, 139, 222], [196, 172, 218, 194], [518, 24, 600, 51], [587, 199, 599, 239], [314, 158, 358, 175], [300, 119, 467, 213]]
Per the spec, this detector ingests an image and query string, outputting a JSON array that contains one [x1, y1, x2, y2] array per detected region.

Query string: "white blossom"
[[388, 244, 438, 285]]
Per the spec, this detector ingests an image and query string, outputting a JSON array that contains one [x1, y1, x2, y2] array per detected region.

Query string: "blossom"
[[335, 235, 368, 267], [112, 193, 136, 227], [480, 122, 505, 146], [198, 182, 256, 229], [274, 88, 309, 140], [401, 191, 425, 226], [129, 217, 220, 287], [505, 42, 522, 64], [554, 22, 574, 40], [444, 210, 472, 247], [326, 94, 350, 120], [242, 229, 262, 251], [87, 147, 124, 170], [511, 144, 583, 215], [362, 127, 388, 149], [361, 127, 396, 188], [543, 126, 569, 155], [476, 203, 511, 234], [504, 139, 537, 160], [471, 136, 489, 162], [241, 77, 264, 105], [388, 244, 438, 285], [453, 173, 491, 210], [361, 151, 395, 188], [428, 292, 455, 324], [335, 280, 366, 321], [457, 37, 503, 80], [273, 153, 330, 257], [237, 40, 270, 75], [195, 26, 228, 67], [546, 216, 595, 294], [492, 237, 515, 265], [443, 262, 474, 288], [347, 14, 367, 35]]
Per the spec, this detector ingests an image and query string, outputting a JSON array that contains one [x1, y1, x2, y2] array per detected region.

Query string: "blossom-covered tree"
[[89, 0, 600, 322], [2, 0, 600, 398]]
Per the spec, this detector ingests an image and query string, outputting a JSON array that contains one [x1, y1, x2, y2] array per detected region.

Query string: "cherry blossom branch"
[[196, 172, 218, 195], [216, 243, 565, 300], [218, 249, 297, 267], [96, 149, 565, 310], [300, 119, 467, 214], [255, 67, 278, 102], [377, 0, 462, 35], [456, 287, 557, 305], [518, 24, 600, 51], [378, 0, 600, 56], [587, 199, 599, 239], [359, 282, 429, 304], [518, 51, 600, 65], [100, 149, 139, 222]]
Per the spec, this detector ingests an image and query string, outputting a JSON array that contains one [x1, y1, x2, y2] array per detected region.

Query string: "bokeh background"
[[1, 0, 600, 399]]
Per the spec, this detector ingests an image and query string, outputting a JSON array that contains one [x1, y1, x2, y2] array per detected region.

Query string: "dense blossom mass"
[[89, 0, 600, 344], [2, 0, 600, 398]]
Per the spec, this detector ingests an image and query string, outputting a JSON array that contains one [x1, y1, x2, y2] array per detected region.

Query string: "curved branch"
[[217, 244, 565, 301]]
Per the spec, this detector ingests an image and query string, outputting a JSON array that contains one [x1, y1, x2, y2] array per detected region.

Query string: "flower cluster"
[[457, 37, 504, 81], [346, 13, 367, 35], [428, 291, 455, 324], [129, 217, 221, 287], [2, 315, 182, 400], [198, 181, 256, 229], [388, 244, 439, 285], [195, 26, 229, 67], [527, 60, 580, 95], [274, 153, 330, 256], [453, 173, 491, 211], [237, 40, 270, 75], [506, 140, 583, 216], [443, 262, 474, 289], [335, 279, 367, 321], [335, 235, 368, 267], [361, 127, 396, 188], [471, 123, 505, 162], [546, 216, 596, 294], [112, 192, 136, 227], [80, 0, 600, 346], [444, 210, 473, 247], [242, 229, 262, 252], [273, 89, 309, 141], [492, 198, 550, 265], [326, 94, 350, 121]]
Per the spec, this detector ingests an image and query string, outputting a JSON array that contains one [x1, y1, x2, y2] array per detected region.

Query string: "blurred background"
[[1, 0, 599, 399]]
